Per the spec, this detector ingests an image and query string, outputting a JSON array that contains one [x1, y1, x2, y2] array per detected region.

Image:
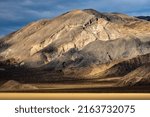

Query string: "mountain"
[[137, 16, 150, 21], [0, 9, 150, 91]]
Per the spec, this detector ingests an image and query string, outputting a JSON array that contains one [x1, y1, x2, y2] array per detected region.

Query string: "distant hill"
[[136, 16, 150, 21]]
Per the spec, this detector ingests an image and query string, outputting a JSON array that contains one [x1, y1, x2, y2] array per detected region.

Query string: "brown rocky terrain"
[[119, 63, 150, 86], [0, 9, 150, 92]]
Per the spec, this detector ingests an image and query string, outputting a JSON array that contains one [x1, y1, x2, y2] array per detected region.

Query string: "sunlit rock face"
[[0, 9, 150, 71]]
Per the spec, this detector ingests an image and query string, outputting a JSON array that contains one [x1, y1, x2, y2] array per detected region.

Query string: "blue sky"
[[0, 0, 150, 36]]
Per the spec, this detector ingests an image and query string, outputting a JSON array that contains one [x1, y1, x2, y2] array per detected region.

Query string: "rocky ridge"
[[0, 9, 150, 88]]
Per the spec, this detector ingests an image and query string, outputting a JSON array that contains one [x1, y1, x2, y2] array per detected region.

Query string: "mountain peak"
[[0, 9, 150, 69], [0, 9, 150, 90]]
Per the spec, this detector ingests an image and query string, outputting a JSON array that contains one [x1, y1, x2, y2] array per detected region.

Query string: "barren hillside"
[[0, 9, 150, 91]]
